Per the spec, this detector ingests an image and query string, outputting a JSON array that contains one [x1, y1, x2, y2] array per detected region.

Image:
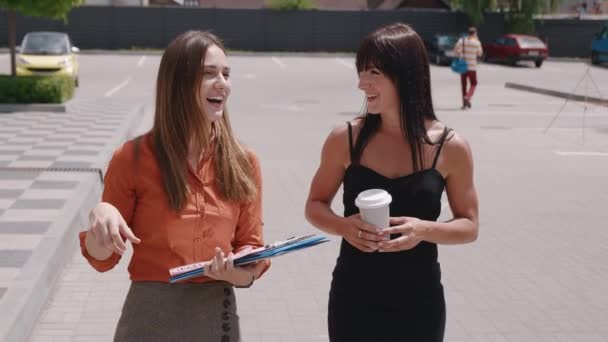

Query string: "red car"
[[483, 34, 548, 68]]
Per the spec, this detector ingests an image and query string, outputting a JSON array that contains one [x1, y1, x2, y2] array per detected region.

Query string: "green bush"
[[266, 0, 315, 10], [0, 75, 74, 104]]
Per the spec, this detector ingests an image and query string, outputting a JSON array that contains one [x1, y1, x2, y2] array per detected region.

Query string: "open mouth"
[[367, 94, 379, 102], [207, 96, 224, 105]]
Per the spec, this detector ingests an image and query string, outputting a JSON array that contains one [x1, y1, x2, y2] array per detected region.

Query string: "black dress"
[[328, 123, 451, 342]]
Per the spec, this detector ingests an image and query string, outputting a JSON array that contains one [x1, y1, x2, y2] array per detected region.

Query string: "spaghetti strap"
[[432, 127, 451, 169], [347, 121, 355, 163]]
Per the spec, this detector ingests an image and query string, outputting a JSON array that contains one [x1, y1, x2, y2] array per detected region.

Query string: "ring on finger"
[[358, 230, 362, 239]]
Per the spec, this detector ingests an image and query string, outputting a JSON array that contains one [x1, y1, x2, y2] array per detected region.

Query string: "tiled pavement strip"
[[0, 99, 145, 342]]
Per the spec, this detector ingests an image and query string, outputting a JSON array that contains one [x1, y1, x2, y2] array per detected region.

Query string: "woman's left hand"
[[378, 217, 425, 252], [206, 247, 256, 287]]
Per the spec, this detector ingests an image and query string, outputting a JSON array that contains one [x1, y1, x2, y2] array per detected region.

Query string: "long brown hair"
[[152, 30, 257, 211], [354, 23, 437, 172]]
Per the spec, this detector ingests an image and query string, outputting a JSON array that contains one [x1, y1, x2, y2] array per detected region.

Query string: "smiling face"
[[199, 44, 231, 123], [357, 64, 399, 115]]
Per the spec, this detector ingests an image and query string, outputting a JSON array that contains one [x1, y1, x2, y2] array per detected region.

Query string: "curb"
[[0, 173, 101, 342], [0, 103, 67, 113], [505, 82, 608, 106], [0, 102, 147, 342]]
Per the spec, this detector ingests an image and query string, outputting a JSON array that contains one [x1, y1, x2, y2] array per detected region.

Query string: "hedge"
[[0, 75, 74, 104]]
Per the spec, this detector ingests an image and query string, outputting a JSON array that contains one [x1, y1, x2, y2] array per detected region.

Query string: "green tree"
[[266, 0, 316, 11], [0, 0, 82, 76], [451, 0, 562, 33]]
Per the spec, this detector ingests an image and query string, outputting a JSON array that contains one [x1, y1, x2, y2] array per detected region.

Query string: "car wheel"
[[482, 54, 488, 63], [591, 52, 599, 65], [534, 60, 543, 68], [509, 56, 518, 66]]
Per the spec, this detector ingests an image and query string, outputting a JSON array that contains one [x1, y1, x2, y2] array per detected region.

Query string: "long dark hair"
[[354, 23, 437, 172]]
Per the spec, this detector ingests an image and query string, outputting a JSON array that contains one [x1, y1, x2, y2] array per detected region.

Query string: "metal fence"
[[0, 6, 604, 57]]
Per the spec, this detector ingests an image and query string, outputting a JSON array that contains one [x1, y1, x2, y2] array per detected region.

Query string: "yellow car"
[[16, 31, 80, 86]]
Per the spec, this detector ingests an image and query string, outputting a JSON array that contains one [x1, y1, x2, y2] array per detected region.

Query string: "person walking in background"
[[454, 27, 483, 109], [305, 23, 479, 341], [79, 30, 269, 341]]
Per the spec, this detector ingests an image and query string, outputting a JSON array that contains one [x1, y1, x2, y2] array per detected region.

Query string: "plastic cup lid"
[[355, 189, 392, 209]]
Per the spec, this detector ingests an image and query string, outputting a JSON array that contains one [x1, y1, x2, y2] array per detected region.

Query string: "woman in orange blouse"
[[80, 31, 269, 341]]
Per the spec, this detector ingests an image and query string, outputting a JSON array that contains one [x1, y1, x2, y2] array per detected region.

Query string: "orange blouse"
[[79, 133, 269, 283]]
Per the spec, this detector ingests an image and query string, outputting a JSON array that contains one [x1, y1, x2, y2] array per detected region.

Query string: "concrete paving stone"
[[0, 189, 24, 198], [9, 141, 44, 146], [0, 250, 31, 267], [0, 199, 16, 209], [55, 156, 99, 163], [0, 150, 29, 155], [72, 142, 105, 147], [21, 190, 75, 200], [44, 137, 78, 143], [10, 199, 66, 210], [0, 235, 42, 249], [31, 181, 79, 189], [23, 150, 64, 157], [0, 145, 31, 151], [17, 134, 50, 139], [17, 155, 60, 161], [61, 150, 99, 156], [0, 221, 51, 234], [1, 209, 60, 221], [30, 145, 71, 151], [9, 161, 55, 168], [49, 162, 93, 169]]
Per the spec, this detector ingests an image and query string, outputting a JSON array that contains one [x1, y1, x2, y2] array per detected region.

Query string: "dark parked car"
[[425, 33, 462, 65], [483, 34, 548, 68]]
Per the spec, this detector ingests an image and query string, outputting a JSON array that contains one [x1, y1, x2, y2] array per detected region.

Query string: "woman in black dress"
[[305, 23, 479, 341]]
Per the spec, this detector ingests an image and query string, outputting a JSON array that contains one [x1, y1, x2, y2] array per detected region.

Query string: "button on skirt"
[[114, 281, 240, 342]]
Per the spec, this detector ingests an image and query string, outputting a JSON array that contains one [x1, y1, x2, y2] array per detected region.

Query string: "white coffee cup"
[[355, 189, 392, 230]]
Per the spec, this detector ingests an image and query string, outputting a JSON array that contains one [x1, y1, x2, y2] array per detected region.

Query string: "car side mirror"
[[71, 46, 80, 53]]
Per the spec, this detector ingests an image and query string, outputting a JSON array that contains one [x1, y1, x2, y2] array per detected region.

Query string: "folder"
[[169, 234, 329, 283]]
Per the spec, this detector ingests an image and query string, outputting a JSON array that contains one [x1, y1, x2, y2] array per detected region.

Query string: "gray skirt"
[[114, 281, 241, 342]]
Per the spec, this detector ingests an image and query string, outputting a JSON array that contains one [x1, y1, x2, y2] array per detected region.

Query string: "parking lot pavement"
[[2, 54, 608, 341], [0, 99, 146, 342]]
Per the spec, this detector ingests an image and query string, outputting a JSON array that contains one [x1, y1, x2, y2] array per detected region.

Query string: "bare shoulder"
[[442, 130, 474, 172], [322, 120, 360, 167]]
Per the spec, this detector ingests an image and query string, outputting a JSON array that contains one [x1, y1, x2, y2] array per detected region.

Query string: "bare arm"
[[420, 133, 479, 244], [305, 124, 381, 252], [305, 126, 350, 236]]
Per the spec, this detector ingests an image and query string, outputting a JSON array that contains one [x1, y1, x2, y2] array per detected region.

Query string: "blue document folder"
[[169, 234, 329, 283]]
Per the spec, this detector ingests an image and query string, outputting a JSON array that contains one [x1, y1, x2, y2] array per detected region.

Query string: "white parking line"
[[334, 58, 354, 70], [554, 151, 608, 157], [137, 56, 146, 68], [104, 76, 132, 97], [272, 57, 287, 69]]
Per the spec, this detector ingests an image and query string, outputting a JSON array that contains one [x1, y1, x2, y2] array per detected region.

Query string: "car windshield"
[[437, 35, 459, 47], [518, 36, 545, 49], [21, 33, 69, 55]]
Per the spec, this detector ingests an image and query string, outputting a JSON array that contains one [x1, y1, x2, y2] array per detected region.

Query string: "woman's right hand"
[[87, 202, 140, 256], [341, 214, 383, 253]]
